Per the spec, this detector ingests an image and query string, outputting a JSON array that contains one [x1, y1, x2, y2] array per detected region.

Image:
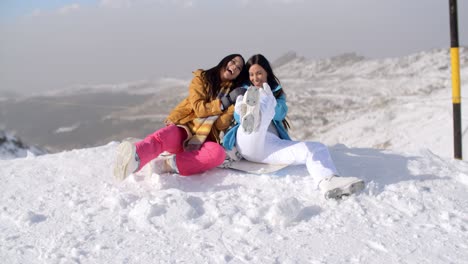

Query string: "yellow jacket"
[[166, 70, 235, 143]]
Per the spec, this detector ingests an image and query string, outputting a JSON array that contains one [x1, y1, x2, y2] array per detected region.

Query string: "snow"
[[0, 131, 46, 159], [1, 49, 468, 263], [54, 123, 81, 134]]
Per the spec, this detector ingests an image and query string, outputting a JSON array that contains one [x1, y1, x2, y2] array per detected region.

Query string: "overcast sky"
[[1, 0, 467, 95]]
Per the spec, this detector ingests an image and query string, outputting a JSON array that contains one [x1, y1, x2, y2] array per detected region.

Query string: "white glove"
[[262, 82, 273, 95], [260, 82, 276, 104]]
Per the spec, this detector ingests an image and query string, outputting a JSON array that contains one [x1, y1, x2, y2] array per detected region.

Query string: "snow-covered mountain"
[[0, 130, 46, 159], [276, 48, 462, 155], [2, 48, 467, 157], [1, 48, 468, 263]]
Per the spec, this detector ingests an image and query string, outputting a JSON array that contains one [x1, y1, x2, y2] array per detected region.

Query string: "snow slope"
[[276, 49, 467, 158], [1, 49, 468, 263], [1, 143, 467, 263]]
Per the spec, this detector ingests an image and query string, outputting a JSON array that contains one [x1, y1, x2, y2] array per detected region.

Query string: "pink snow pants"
[[135, 125, 226, 176]]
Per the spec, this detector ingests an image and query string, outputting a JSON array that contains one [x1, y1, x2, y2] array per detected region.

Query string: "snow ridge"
[[0, 130, 46, 159]]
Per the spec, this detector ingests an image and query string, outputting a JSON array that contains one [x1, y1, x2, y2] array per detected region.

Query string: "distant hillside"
[[0, 130, 46, 159], [272, 47, 468, 156], [1, 47, 467, 157]]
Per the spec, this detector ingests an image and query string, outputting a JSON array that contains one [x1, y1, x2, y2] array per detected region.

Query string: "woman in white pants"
[[224, 54, 364, 199]]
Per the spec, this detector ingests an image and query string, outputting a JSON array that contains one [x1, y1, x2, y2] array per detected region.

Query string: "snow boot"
[[319, 175, 365, 199], [241, 86, 260, 134], [150, 154, 179, 174], [241, 86, 261, 134], [113, 141, 140, 181]]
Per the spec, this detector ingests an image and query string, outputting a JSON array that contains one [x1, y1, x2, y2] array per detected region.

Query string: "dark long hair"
[[202, 54, 247, 99], [246, 54, 290, 130]]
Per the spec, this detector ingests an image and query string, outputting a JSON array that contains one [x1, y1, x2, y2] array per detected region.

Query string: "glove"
[[262, 83, 272, 94], [221, 87, 246, 109]]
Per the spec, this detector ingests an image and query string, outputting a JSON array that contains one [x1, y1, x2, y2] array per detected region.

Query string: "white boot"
[[150, 154, 178, 174], [319, 175, 365, 199], [113, 141, 139, 181], [241, 86, 261, 134]]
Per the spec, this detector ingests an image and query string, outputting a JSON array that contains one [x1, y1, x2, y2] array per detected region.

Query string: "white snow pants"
[[236, 86, 338, 180]]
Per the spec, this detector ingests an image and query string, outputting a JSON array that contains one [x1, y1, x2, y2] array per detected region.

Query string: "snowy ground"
[[2, 143, 467, 263], [1, 49, 468, 263]]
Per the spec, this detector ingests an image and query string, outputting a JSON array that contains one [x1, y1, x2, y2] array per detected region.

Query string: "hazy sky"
[[1, 0, 467, 95]]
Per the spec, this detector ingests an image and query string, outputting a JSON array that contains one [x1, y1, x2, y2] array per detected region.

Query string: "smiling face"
[[248, 64, 268, 88], [220, 56, 244, 82]]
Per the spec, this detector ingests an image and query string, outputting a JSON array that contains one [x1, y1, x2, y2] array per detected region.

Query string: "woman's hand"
[[221, 87, 246, 109], [262, 83, 273, 95]]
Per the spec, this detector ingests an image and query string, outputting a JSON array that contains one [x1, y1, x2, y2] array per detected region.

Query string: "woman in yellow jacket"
[[114, 54, 247, 179]]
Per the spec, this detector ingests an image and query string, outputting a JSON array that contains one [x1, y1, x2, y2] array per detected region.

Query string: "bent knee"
[[204, 142, 226, 165]]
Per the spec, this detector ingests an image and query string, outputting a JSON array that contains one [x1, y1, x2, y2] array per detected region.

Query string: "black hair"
[[202, 54, 248, 99], [246, 54, 290, 130]]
